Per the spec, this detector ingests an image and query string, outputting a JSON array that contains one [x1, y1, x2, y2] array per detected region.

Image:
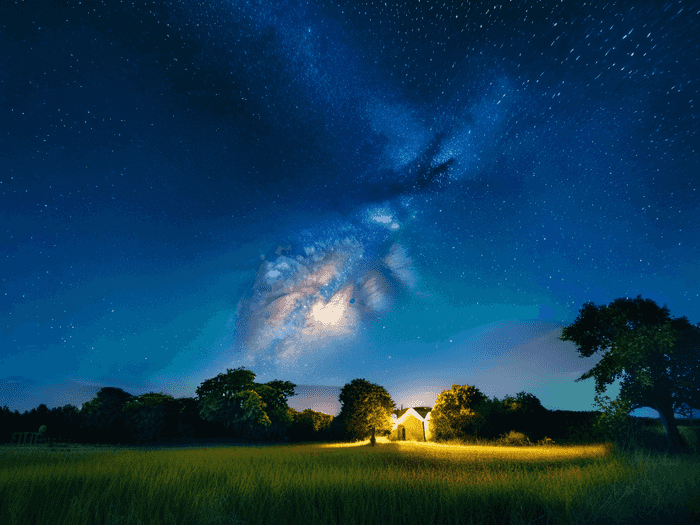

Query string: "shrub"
[[536, 436, 556, 447], [499, 431, 531, 446]]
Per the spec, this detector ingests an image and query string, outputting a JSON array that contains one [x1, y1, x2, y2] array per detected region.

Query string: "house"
[[389, 406, 432, 442]]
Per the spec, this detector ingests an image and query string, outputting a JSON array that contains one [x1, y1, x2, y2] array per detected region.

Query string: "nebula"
[[234, 206, 418, 372]]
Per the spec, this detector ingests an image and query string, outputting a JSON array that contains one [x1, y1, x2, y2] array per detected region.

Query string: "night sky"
[[2, 0, 698, 419]]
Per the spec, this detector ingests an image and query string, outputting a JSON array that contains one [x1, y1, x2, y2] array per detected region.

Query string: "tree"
[[48, 404, 81, 443], [254, 381, 296, 441], [122, 392, 179, 444], [560, 295, 700, 455], [468, 392, 549, 443], [497, 391, 549, 440], [195, 367, 296, 441], [80, 387, 135, 444], [590, 391, 637, 450], [470, 396, 506, 440], [17, 404, 52, 441], [289, 408, 334, 441], [664, 319, 700, 422], [500, 392, 547, 415], [0, 406, 22, 443], [195, 367, 256, 400], [172, 397, 199, 440], [429, 385, 488, 442], [234, 390, 272, 440], [337, 378, 395, 445]]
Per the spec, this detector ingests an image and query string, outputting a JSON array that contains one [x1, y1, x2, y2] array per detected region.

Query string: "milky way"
[[2, 0, 698, 416], [217, 0, 533, 374]]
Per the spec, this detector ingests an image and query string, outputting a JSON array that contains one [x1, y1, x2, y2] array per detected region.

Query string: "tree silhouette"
[[560, 295, 700, 455], [122, 392, 179, 444], [80, 387, 135, 444], [48, 404, 81, 443]]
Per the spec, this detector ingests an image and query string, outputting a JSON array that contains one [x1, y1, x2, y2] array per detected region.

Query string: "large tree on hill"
[[429, 385, 489, 442], [559, 295, 700, 455], [195, 367, 296, 441], [338, 378, 395, 445]]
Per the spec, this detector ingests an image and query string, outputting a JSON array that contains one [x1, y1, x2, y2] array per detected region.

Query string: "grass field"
[[1, 424, 698, 525]]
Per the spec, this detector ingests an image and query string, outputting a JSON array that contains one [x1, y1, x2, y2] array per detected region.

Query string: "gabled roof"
[[393, 406, 432, 419], [392, 406, 432, 425], [411, 406, 432, 419]]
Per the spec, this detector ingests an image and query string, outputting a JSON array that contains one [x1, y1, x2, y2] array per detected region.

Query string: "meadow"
[[1, 423, 698, 525]]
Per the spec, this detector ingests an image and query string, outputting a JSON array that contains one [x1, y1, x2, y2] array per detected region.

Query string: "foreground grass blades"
[[1, 437, 698, 525]]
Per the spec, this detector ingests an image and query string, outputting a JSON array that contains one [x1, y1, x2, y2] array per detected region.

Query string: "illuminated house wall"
[[390, 407, 432, 442]]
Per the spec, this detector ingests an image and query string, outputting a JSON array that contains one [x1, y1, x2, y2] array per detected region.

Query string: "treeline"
[[427, 385, 609, 445], [328, 379, 618, 446], [0, 400, 337, 446], [0, 368, 338, 446], [1, 367, 657, 448]]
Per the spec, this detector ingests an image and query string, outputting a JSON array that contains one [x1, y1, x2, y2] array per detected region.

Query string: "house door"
[[401, 427, 406, 441]]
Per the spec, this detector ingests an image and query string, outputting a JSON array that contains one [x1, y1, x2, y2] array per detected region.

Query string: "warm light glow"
[[316, 439, 614, 460]]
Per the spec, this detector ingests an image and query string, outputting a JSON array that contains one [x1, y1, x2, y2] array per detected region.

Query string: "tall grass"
[[1, 426, 698, 525]]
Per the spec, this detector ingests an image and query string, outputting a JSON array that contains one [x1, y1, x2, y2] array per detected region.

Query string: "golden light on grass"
[[1, 436, 698, 525]]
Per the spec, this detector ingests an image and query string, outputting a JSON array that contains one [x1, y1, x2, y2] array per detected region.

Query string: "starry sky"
[[2, 0, 698, 419]]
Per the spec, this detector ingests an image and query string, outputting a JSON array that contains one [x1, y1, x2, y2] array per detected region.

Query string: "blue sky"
[[2, 0, 698, 419]]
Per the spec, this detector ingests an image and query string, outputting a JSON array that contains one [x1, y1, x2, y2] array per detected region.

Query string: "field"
[[1, 424, 698, 525]]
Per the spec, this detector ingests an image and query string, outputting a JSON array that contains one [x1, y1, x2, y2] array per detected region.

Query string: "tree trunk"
[[370, 426, 376, 447], [655, 398, 685, 455]]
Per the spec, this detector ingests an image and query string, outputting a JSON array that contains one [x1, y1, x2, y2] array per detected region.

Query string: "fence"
[[11, 432, 46, 445]]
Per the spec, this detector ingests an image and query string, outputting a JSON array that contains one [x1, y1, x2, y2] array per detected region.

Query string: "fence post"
[[11, 432, 41, 445]]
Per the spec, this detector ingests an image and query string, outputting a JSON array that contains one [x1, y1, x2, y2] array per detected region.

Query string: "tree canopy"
[[195, 367, 296, 441], [289, 408, 334, 441], [500, 392, 547, 415], [121, 392, 178, 444], [429, 384, 489, 441], [338, 378, 395, 445], [560, 295, 700, 455], [80, 387, 135, 444]]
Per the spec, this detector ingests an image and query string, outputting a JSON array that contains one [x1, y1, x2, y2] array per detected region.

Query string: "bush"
[[536, 436, 556, 447], [498, 431, 531, 446]]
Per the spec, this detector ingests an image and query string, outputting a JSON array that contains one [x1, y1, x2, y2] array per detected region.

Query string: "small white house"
[[390, 406, 432, 442]]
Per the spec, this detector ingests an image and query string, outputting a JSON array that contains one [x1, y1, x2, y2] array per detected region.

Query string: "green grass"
[[1, 426, 698, 525]]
